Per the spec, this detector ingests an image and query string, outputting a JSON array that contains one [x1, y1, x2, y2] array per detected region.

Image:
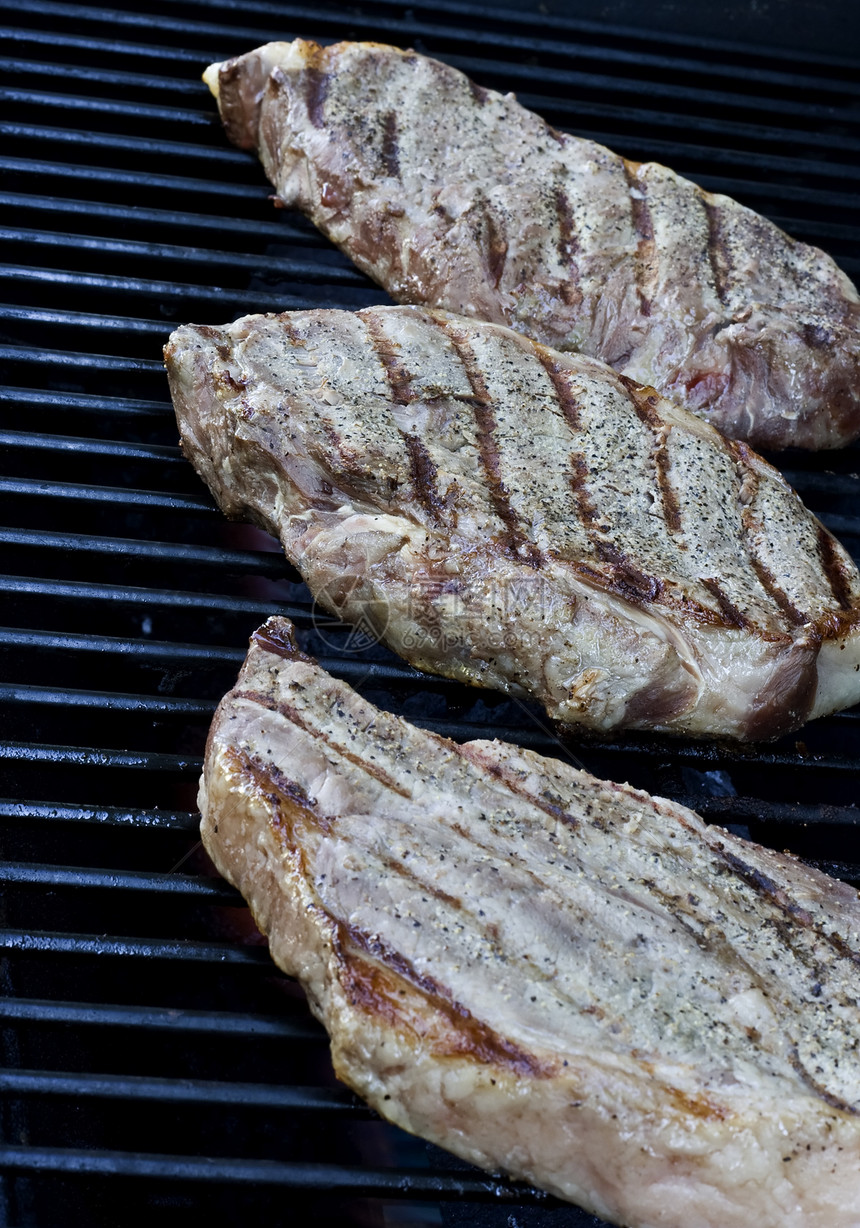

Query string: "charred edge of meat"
[[622, 162, 654, 318], [531, 364, 699, 622], [472, 428, 542, 566], [652, 437, 682, 535], [615, 374, 662, 426], [214, 56, 265, 149], [232, 686, 414, 800], [333, 921, 553, 1077], [567, 452, 598, 528], [253, 619, 315, 664], [573, 560, 663, 607], [467, 77, 489, 105]]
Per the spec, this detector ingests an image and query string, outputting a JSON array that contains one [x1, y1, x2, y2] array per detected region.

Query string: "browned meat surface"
[[202, 39, 860, 452], [201, 615, 860, 1228], [164, 305, 860, 741]]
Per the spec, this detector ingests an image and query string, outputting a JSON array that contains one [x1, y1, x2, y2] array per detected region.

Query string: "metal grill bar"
[[1, 122, 254, 167], [0, 997, 323, 1037], [0, 1069, 364, 1112], [0, 1146, 532, 1200], [570, 128, 860, 184], [0, 929, 269, 963], [1, 48, 855, 146], [0, 476, 215, 513], [1, 87, 213, 126], [3, 274, 316, 314], [438, 51, 859, 121], [815, 513, 860, 537], [0, 862, 239, 899], [2, 190, 322, 242], [10, 95, 860, 188], [0, 154, 270, 200], [0, 341, 163, 373], [0, 28, 221, 68], [0, 801, 199, 829], [780, 470, 860, 495], [10, 0, 860, 91], [1, 683, 217, 716], [0, 531, 283, 572], [6, 227, 381, 285], [12, 113, 860, 197], [0, 386, 172, 419], [10, 60, 860, 160], [329, 0, 857, 65], [0, 576, 307, 618], [0, 55, 204, 93], [680, 795, 860, 828], [0, 742, 201, 773], [0, 655, 463, 696], [0, 431, 183, 462]]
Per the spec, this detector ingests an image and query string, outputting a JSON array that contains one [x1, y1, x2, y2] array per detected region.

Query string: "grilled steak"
[[202, 39, 860, 452], [165, 305, 860, 741], [201, 614, 860, 1228]]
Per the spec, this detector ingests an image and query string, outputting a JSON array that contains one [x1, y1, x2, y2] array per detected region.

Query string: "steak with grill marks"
[[165, 305, 860, 741], [201, 39, 860, 452], [200, 615, 860, 1228]]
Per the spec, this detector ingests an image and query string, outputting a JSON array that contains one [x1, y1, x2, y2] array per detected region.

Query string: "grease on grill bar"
[[1, 1, 859, 1226]]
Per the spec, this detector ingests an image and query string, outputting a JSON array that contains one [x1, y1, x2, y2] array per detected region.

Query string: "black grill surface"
[[1, 2, 859, 1225]]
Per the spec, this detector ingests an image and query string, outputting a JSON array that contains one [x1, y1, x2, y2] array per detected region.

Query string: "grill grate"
[[1, 2, 859, 1225]]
